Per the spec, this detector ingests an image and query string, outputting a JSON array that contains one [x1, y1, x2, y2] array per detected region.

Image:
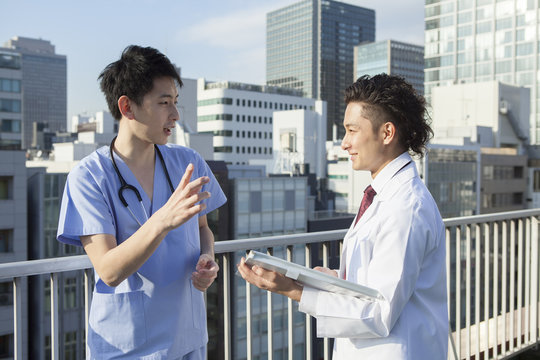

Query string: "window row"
[[214, 146, 273, 155], [235, 98, 308, 111], [0, 99, 21, 113], [203, 130, 273, 140], [0, 79, 21, 93], [236, 114, 273, 124]]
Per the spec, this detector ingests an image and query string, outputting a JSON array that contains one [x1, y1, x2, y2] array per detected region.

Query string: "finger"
[[178, 163, 194, 191], [182, 177, 210, 197]]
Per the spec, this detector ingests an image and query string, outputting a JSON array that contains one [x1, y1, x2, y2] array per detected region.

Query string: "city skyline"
[[0, 0, 424, 122]]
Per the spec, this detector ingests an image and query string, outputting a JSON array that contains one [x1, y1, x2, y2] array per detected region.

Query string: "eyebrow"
[[158, 93, 179, 99]]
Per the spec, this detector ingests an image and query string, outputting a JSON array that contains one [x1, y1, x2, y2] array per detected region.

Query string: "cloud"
[[178, 4, 276, 50]]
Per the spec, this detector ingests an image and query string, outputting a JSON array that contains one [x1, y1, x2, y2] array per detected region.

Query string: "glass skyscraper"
[[266, 0, 375, 140], [354, 40, 425, 95], [1, 37, 67, 149], [424, 0, 540, 143]]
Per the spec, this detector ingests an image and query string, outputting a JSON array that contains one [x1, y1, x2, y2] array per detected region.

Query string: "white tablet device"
[[244, 250, 383, 301]]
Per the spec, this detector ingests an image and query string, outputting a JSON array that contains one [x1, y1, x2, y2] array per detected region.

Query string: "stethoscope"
[[110, 137, 175, 226]]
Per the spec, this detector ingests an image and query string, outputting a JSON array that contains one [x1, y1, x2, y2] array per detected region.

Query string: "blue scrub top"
[[57, 144, 227, 359]]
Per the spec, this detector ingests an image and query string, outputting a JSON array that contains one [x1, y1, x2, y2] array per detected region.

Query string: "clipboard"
[[245, 250, 383, 301]]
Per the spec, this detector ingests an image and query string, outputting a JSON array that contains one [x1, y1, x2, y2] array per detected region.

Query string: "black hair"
[[98, 45, 183, 120], [344, 74, 432, 157]]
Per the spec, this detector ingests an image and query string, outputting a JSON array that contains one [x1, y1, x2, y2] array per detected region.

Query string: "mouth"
[[164, 127, 173, 136]]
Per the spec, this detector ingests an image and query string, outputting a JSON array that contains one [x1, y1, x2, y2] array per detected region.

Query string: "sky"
[[0, 0, 425, 122]]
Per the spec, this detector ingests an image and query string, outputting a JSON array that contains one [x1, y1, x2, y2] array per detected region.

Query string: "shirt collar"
[[371, 152, 412, 194]]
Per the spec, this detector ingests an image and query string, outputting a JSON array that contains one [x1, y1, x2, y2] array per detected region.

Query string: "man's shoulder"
[[161, 143, 201, 159]]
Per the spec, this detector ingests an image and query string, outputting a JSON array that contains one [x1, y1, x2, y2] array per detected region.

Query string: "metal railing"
[[0, 209, 539, 359]]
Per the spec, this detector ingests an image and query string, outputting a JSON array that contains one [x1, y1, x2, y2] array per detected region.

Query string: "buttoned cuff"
[[298, 286, 319, 316]]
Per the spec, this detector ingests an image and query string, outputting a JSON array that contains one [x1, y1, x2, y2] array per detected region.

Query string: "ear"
[[380, 122, 397, 145], [118, 95, 136, 120]]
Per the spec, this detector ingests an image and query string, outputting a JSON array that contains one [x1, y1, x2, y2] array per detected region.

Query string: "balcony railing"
[[0, 209, 539, 359]]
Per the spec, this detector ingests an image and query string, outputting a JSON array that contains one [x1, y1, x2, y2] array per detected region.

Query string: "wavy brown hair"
[[344, 74, 432, 157]]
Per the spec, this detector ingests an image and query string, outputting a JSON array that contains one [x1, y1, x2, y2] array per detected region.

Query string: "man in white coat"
[[238, 74, 448, 359]]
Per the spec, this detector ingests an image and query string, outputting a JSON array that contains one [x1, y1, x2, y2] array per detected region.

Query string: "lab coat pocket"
[[89, 291, 147, 353]]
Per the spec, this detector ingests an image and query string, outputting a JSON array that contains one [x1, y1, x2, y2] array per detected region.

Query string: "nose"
[[341, 135, 349, 150], [172, 105, 180, 122]]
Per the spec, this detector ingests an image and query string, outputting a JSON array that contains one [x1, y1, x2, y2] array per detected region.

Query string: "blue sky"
[[0, 0, 424, 121]]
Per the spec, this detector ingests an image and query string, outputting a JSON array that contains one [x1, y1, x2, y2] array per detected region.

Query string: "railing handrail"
[[1, 209, 540, 281]]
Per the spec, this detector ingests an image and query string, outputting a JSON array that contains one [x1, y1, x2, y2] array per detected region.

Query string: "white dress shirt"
[[299, 153, 448, 359]]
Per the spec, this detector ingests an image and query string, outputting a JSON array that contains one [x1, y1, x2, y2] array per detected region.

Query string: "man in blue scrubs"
[[57, 45, 226, 359]]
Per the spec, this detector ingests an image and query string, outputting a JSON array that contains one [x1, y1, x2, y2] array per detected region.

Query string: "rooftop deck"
[[1, 209, 539, 359]]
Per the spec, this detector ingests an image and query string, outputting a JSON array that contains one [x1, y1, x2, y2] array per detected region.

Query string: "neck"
[[113, 132, 155, 167]]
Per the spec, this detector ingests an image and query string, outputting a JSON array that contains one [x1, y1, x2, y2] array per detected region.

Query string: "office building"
[[272, 101, 327, 179], [354, 40, 424, 95], [267, 0, 375, 140], [1, 37, 67, 150], [424, 0, 540, 143], [431, 81, 530, 150], [27, 168, 86, 359], [197, 79, 318, 165], [0, 51, 22, 150], [0, 150, 28, 358]]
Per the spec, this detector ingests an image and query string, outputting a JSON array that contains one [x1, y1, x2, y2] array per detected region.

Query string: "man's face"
[[341, 102, 387, 178], [130, 76, 179, 145]]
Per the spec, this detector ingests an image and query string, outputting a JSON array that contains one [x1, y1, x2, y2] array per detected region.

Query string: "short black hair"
[[344, 74, 432, 157], [99, 45, 183, 120]]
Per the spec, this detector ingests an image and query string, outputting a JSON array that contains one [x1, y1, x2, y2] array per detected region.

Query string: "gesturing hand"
[[192, 253, 219, 291], [155, 163, 211, 231]]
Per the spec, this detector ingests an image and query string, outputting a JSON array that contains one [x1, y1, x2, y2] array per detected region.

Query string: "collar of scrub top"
[[109, 136, 175, 227]]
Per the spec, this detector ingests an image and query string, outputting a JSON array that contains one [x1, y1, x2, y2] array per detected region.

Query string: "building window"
[[248, 116, 251, 123], [0, 282, 13, 306], [236, 146, 239, 153], [248, 100, 251, 107], [197, 114, 233, 122], [285, 190, 295, 210], [201, 130, 232, 137], [197, 97, 233, 106], [533, 170, 540, 192], [242, 146, 245, 154], [250, 191, 262, 212], [0, 176, 12, 199], [214, 146, 233, 153], [64, 277, 77, 309], [0, 79, 21, 93], [0, 230, 13, 253], [236, 99, 240, 106], [64, 331, 77, 360], [247, 131, 251, 138], [242, 99, 245, 106], [0, 334, 13, 358], [0, 99, 21, 113], [1, 119, 21, 133], [242, 131, 245, 138], [0, 53, 21, 69], [236, 115, 239, 122], [242, 115, 245, 122]]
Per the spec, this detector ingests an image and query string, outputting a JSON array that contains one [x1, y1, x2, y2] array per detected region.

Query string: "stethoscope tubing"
[[109, 136, 175, 226]]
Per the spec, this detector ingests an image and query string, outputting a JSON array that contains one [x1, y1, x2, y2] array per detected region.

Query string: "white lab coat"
[[299, 153, 448, 359]]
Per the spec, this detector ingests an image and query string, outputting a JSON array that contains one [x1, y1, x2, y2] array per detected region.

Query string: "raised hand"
[[154, 163, 211, 231]]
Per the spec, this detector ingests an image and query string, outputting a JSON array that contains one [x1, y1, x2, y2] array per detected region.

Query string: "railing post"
[[517, 219, 524, 349], [465, 225, 471, 359], [222, 253, 232, 360], [286, 246, 294, 360], [322, 242, 330, 360], [501, 220, 508, 356], [493, 221, 499, 358], [455, 226, 461, 359], [483, 222, 490, 356], [530, 215, 538, 344], [525, 217, 531, 345], [305, 243, 312, 360], [50, 273, 59, 360], [266, 248, 273, 360], [510, 220, 516, 353], [474, 224, 481, 359], [84, 268, 92, 354], [13, 277, 22, 360]]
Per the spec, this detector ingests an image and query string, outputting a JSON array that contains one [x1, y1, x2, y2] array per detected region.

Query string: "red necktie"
[[355, 185, 376, 226]]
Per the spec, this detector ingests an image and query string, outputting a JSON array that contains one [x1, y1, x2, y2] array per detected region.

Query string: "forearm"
[[84, 214, 169, 287], [199, 223, 214, 257]]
